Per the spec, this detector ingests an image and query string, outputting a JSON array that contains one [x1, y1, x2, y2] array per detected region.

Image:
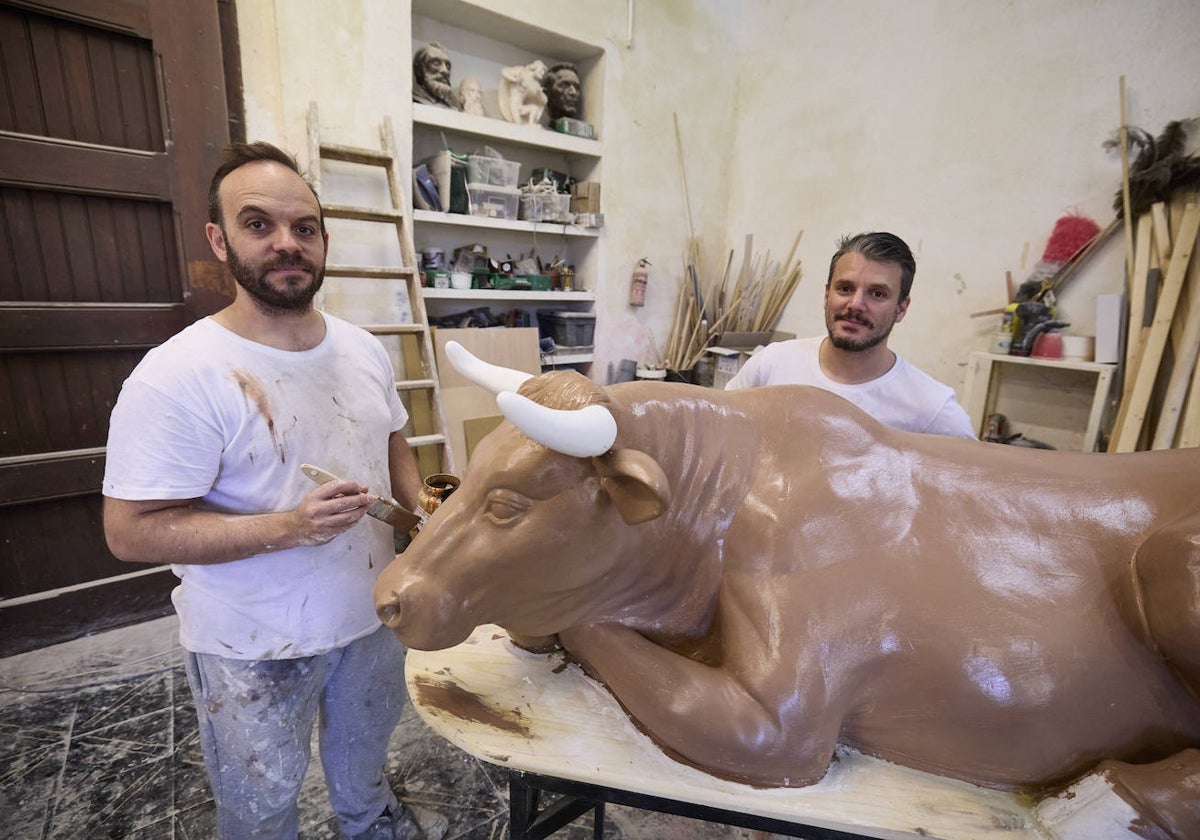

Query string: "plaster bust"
[[412, 42, 459, 109], [457, 76, 484, 116], [543, 63, 581, 122]]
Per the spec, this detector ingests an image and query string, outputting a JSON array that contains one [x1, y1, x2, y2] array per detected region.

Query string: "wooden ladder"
[[306, 102, 455, 476]]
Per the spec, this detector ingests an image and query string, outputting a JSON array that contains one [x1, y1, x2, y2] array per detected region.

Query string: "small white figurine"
[[498, 60, 548, 126], [457, 76, 484, 116]]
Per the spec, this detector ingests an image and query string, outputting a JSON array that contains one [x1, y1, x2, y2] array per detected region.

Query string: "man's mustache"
[[835, 313, 873, 328], [264, 255, 317, 272]]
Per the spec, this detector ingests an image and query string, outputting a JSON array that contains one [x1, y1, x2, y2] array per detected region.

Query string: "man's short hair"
[[206, 141, 324, 232], [827, 232, 916, 300]]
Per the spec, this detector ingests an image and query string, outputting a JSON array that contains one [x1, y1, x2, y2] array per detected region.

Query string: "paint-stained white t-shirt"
[[103, 313, 408, 659], [725, 336, 976, 438]]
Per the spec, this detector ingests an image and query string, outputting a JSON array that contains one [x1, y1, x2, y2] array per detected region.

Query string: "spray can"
[[992, 304, 1017, 355], [629, 258, 650, 306]]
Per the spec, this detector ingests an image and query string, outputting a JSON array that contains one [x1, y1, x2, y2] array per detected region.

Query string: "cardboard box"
[[570, 181, 601, 214], [708, 330, 795, 388]]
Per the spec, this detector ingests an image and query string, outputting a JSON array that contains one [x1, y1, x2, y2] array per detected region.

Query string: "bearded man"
[[725, 232, 976, 438], [413, 41, 458, 109], [102, 141, 440, 838]]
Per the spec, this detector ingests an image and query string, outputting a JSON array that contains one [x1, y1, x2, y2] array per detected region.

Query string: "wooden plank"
[[324, 204, 409, 224], [1122, 213, 1153, 379], [434, 327, 542, 469], [0, 449, 105, 507], [407, 624, 1042, 840], [0, 303, 186, 350], [1168, 242, 1200, 448], [1083, 365, 1115, 452], [6, 0, 151, 37], [464, 415, 503, 460], [0, 134, 169, 198], [1151, 203, 1171, 264], [1111, 204, 1200, 452], [320, 143, 393, 167], [961, 352, 996, 438], [1177, 346, 1200, 448]]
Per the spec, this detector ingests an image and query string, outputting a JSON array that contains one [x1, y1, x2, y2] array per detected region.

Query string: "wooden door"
[[0, 0, 234, 653]]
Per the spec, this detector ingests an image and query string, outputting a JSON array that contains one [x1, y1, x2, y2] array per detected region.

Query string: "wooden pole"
[[1111, 204, 1200, 452], [1118, 76, 1135, 284], [1152, 225, 1200, 448]]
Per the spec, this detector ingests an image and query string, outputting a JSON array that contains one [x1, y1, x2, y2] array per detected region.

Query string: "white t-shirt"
[[725, 336, 976, 438], [103, 313, 408, 659]]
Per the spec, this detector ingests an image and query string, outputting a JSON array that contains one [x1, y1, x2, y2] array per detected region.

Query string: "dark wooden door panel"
[[0, 347, 141, 456], [0, 2, 163, 148], [0, 186, 180, 302], [0, 0, 233, 648]]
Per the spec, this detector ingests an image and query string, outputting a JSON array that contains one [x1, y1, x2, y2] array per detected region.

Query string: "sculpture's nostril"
[[377, 600, 401, 628]]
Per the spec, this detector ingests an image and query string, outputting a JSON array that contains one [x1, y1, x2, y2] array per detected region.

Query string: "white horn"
[[496, 391, 617, 458], [445, 340, 534, 394]]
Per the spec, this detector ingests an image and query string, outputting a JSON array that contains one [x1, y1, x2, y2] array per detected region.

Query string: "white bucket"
[[1061, 335, 1095, 362]]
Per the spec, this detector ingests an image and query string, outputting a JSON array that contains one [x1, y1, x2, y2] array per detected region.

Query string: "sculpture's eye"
[[484, 489, 531, 526]]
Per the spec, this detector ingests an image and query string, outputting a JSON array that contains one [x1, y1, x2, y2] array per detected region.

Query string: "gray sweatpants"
[[184, 624, 408, 838]]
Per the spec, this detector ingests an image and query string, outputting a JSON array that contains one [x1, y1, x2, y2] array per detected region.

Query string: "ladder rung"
[[396, 379, 436, 391], [319, 143, 393, 167], [406, 433, 447, 448], [365, 324, 425, 335], [326, 265, 416, 280], [324, 204, 406, 224]]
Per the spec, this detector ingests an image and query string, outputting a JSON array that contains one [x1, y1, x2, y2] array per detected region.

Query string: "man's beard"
[[227, 242, 324, 311], [826, 313, 893, 352]]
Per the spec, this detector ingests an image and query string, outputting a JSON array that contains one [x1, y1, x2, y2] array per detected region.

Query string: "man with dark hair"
[[412, 41, 458, 109], [543, 62, 581, 121], [103, 141, 439, 838], [726, 232, 975, 438]]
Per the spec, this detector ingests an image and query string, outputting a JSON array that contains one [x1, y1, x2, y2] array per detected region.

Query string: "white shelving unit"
[[962, 351, 1117, 452], [410, 3, 605, 374]]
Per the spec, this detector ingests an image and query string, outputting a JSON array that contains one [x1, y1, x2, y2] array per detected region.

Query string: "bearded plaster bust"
[[413, 42, 459, 110]]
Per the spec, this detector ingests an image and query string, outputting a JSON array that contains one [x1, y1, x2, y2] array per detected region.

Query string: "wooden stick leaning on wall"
[[1110, 205, 1165, 447], [1109, 203, 1200, 452], [1118, 77, 1136, 285], [1152, 232, 1200, 448]]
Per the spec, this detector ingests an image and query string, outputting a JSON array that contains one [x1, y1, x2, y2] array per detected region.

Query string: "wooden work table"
[[404, 625, 1053, 840]]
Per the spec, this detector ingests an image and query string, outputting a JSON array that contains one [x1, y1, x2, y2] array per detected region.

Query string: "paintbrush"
[[300, 464, 420, 532]]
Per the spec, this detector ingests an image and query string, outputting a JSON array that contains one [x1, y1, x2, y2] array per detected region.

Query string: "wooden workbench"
[[404, 625, 1058, 840]]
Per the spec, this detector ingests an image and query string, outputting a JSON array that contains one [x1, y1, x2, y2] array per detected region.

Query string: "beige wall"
[[235, 0, 1200, 393], [730, 0, 1200, 390]]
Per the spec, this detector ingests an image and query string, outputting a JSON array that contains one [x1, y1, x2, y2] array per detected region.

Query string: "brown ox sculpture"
[[375, 342, 1200, 836]]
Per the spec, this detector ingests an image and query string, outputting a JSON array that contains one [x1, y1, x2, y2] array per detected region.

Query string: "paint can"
[[416, 473, 461, 530]]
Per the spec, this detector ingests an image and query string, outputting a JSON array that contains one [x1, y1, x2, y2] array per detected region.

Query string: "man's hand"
[[291, 479, 373, 546]]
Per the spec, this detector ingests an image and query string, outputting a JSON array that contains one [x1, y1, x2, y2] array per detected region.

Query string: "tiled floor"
[[0, 615, 766, 839]]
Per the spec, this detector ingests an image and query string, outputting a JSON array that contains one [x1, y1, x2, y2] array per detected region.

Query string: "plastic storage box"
[[537, 310, 596, 348], [467, 154, 521, 189], [467, 184, 520, 220], [519, 192, 572, 223]]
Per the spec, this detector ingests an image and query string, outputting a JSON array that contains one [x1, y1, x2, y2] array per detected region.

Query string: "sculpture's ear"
[[593, 448, 671, 525]]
